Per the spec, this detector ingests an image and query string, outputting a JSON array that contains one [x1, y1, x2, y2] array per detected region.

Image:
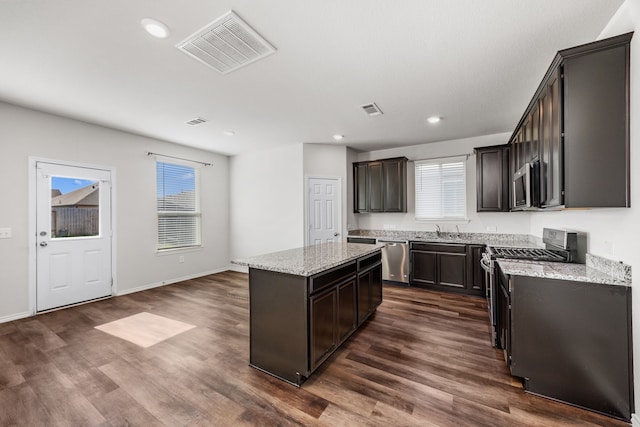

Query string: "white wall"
[[229, 143, 304, 261], [530, 1, 639, 420], [0, 101, 229, 321], [354, 133, 532, 235]]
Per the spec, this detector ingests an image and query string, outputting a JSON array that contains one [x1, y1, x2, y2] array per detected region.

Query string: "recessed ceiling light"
[[427, 116, 442, 124], [333, 134, 344, 141], [223, 130, 235, 136], [141, 18, 170, 39]]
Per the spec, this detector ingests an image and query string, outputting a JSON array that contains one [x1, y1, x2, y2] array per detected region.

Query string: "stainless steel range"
[[480, 228, 582, 348]]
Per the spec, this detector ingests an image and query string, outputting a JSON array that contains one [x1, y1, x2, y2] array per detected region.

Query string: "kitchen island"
[[236, 242, 384, 386]]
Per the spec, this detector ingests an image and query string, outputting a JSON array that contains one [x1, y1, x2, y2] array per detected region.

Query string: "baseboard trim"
[[114, 267, 231, 296], [631, 413, 639, 427], [0, 311, 31, 324], [228, 264, 249, 273]]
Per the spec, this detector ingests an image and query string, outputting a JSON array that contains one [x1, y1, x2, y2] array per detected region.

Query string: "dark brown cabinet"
[[337, 279, 357, 342], [249, 250, 383, 386], [475, 145, 510, 212], [367, 161, 383, 212], [467, 244, 486, 294], [353, 157, 407, 213], [410, 242, 486, 296], [509, 32, 632, 209], [357, 254, 383, 324], [539, 70, 562, 207], [310, 287, 338, 370], [503, 270, 633, 421], [410, 242, 467, 291]]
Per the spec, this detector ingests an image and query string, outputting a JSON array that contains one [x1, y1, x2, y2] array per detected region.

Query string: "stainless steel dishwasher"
[[378, 239, 409, 284]]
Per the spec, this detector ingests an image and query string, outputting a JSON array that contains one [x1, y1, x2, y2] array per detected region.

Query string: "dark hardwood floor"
[[0, 271, 629, 426]]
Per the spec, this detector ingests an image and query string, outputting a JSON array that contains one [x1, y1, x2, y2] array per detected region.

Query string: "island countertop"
[[233, 242, 385, 277]]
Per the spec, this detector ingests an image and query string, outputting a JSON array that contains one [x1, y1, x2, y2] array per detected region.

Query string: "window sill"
[[155, 246, 203, 256]]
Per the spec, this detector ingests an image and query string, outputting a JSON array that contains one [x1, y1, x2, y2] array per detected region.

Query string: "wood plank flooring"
[[0, 271, 629, 426]]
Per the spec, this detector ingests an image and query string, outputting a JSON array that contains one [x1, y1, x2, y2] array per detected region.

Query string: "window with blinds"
[[156, 161, 201, 250], [415, 157, 467, 221]]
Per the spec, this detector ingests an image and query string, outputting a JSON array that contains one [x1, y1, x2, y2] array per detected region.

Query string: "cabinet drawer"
[[358, 252, 382, 271], [410, 242, 466, 253], [309, 261, 356, 294]]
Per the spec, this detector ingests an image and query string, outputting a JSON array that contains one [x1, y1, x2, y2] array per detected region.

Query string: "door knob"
[[39, 241, 48, 247], [334, 232, 339, 236]]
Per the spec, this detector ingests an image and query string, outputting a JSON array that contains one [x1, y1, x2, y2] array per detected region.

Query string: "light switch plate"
[[0, 228, 12, 239]]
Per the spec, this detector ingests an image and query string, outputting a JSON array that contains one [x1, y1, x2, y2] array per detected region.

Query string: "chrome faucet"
[[455, 225, 461, 238], [435, 224, 441, 237]]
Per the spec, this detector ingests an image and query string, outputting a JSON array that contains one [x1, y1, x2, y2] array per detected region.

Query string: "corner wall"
[[229, 143, 304, 261], [0, 101, 230, 321]]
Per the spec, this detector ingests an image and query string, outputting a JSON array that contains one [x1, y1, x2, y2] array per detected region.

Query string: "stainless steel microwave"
[[513, 161, 539, 209]]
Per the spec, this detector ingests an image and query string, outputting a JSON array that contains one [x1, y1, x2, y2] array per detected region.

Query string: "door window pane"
[[51, 177, 100, 238]]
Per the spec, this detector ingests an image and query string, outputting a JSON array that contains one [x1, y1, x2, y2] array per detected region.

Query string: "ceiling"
[[0, 0, 624, 156]]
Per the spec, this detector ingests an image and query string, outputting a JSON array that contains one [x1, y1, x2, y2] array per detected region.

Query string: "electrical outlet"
[[0, 228, 11, 239], [486, 226, 497, 232], [179, 255, 185, 263], [603, 240, 614, 256]]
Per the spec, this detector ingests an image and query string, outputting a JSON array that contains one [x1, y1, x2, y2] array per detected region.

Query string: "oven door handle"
[[480, 257, 493, 273]]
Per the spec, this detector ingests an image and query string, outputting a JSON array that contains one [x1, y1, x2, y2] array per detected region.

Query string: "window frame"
[[155, 160, 202, 251], [414, 156, 468, 222]]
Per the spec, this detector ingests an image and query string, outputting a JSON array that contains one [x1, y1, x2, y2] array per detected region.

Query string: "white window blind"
[[156, 161, 201, 250], [415, 157, 467, 221]]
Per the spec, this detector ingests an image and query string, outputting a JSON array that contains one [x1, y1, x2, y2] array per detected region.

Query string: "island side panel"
[[249, 268, 308, 385]]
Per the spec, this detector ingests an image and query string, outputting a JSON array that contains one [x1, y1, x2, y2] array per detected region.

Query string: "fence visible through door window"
[[50, 177, 100, 238], [156, 161, 201, 250]]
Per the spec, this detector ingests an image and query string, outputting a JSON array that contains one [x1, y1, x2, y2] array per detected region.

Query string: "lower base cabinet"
[[250, 251, 382, 386], [410, 242, 485, 296], [503, 270, 633, 422]]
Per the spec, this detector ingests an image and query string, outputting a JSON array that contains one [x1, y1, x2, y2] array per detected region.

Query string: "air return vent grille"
[[361, 102, 383, 116], [176, 10, 276, 74], [186, 117, 207, 126]]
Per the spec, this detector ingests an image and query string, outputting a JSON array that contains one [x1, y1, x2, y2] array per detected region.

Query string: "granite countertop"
[[232, 242, 384, 277], [497, 256, 631, 287], [348, 229, 542, 248]]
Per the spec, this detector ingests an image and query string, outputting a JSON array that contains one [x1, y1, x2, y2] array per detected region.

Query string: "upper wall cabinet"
[[475, 145, 510, 212], [509, 32, 633, 209], [353, 157, 407, 213]]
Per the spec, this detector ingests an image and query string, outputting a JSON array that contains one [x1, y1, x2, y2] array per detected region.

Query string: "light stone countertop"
[[348, 229, 542, 248], [232, 242, 384, 277], [497, 259, 630, 287]]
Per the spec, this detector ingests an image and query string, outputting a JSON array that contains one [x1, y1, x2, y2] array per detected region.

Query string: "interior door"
[[307, 177, 341, 245], [36, 162, 112, 311]]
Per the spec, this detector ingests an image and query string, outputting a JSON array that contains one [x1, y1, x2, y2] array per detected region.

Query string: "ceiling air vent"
[[176, 10, 276, 75], [186, 117, 207, 126], [361, 102, 383, 116]]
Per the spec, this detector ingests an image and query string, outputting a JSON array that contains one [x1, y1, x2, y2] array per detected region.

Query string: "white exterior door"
[[307, 177, 341, 245], [36, 162, 112, 311]]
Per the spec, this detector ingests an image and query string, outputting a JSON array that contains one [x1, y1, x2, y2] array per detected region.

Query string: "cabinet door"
[[467, 245, 486, 294], [367, 162, 383, 212], [546, 71, 563, 207], [476, 146, 508, 212], [410, 250, 437, 286], [357, 269, 372, 324], [531, 103, 540, 161], [382, 158, 407, 212], [370, 263, 382, 309], [337, 279, 357, 343], [438, 253, 466, 289], [563, 45, 628, 207], [310, 287, 337, 370], [354, 163, 368, 212]]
